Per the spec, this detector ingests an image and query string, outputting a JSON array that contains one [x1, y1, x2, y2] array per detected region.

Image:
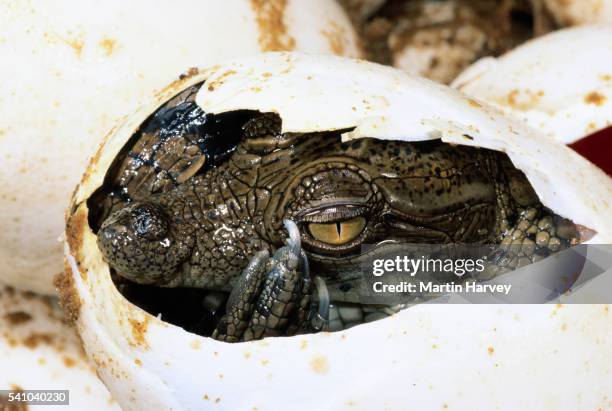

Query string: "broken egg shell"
[[0, 0, 360, 296], [543, 0, 612, 26], [453, 25, 612, 145], [198, 53, 612, 241], [0, 285, 120, 410], [65, 53, 612, 410]]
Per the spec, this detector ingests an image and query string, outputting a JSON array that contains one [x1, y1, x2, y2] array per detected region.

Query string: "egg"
[[0, 0, 360, 295], [543, 0, 612, 26], [0, 285, 120, 410], [344, 0, 550, 84], [63, 53, 612, 410], [453, 25, 612, 144]]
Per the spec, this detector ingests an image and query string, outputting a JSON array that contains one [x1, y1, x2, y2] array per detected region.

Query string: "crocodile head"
[[92, 84, 577, 303]]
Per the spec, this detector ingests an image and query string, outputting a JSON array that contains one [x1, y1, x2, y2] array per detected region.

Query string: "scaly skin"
[[92, 84, 579, 341]]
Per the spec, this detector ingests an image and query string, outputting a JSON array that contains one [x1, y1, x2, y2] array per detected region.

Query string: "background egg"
[[543, 0, 612, 26], [0, 285, 120, 410], [453, 25, 612, 145]]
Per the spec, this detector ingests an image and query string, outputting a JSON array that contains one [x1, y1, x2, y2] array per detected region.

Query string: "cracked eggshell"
[[452, 25, 612, 144], [543, 0, 612, 26], [0, 285, 120, 410], [0, 0, 360, 296], [64, 53, 612, 411]]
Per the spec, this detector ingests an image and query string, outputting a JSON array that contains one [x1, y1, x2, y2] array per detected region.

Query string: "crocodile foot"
[[212, 220, 328, 342], [478, 206, 580, 279]]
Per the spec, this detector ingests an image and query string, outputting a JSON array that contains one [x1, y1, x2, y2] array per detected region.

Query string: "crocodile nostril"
[[130, 203, 170, 241]]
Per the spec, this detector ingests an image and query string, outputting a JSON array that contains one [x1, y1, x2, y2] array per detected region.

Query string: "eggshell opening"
[[65, 53, 612, 410]]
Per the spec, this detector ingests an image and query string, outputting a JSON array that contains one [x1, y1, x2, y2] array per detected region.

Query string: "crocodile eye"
[[308, 217, 366, 245]]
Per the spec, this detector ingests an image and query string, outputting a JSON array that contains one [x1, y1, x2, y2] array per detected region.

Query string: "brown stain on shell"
[[64, 37, 84, 56], [207, 70, 237, 92], [310, 355, 329, 375], [321, 22, 346, 55], [504, 89, 545, 111], [99, 38, 117, 56], [1, 287, 89, 361], [468, 98, 483, 108], [584, 91, 607, 106], [43, 32, 85, 57], [2, 332, 17, 347], [599, 74, 612, 82], [1, 384, 28, 410], [178, 67, 200, 81], [22, 332, 55, 349], [128, 317, 150, 348], [550, 303, 564, 318], [152, 67, 201, 101], [54, 261, 82, 326], [60, 203, 88, 325], [3, 311, 32, 326], [65, 205, 88, 262], [63, 355, 77, 368], [250, 0, 296, 52]]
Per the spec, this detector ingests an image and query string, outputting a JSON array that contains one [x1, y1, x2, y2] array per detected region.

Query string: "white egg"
[[453, 25, 612, 144], [63, 53, 612, 410], [0, 0, 360, 295], [543, 0, 612, 26], [0, 285, 120, 410]]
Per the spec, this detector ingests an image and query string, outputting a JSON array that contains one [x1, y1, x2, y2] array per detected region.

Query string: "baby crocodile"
[[91, 83, 578, 342]]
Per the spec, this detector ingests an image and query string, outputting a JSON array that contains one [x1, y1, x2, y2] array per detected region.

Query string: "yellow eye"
[[308, 217, 366, 245]]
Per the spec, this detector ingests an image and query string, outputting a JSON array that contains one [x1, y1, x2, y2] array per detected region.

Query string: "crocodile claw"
[[212, 219, 328, 342]]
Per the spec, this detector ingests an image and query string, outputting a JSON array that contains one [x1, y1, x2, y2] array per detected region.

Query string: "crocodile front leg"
[[477, 206, 580, 280], [212, 220, 324, 342]]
